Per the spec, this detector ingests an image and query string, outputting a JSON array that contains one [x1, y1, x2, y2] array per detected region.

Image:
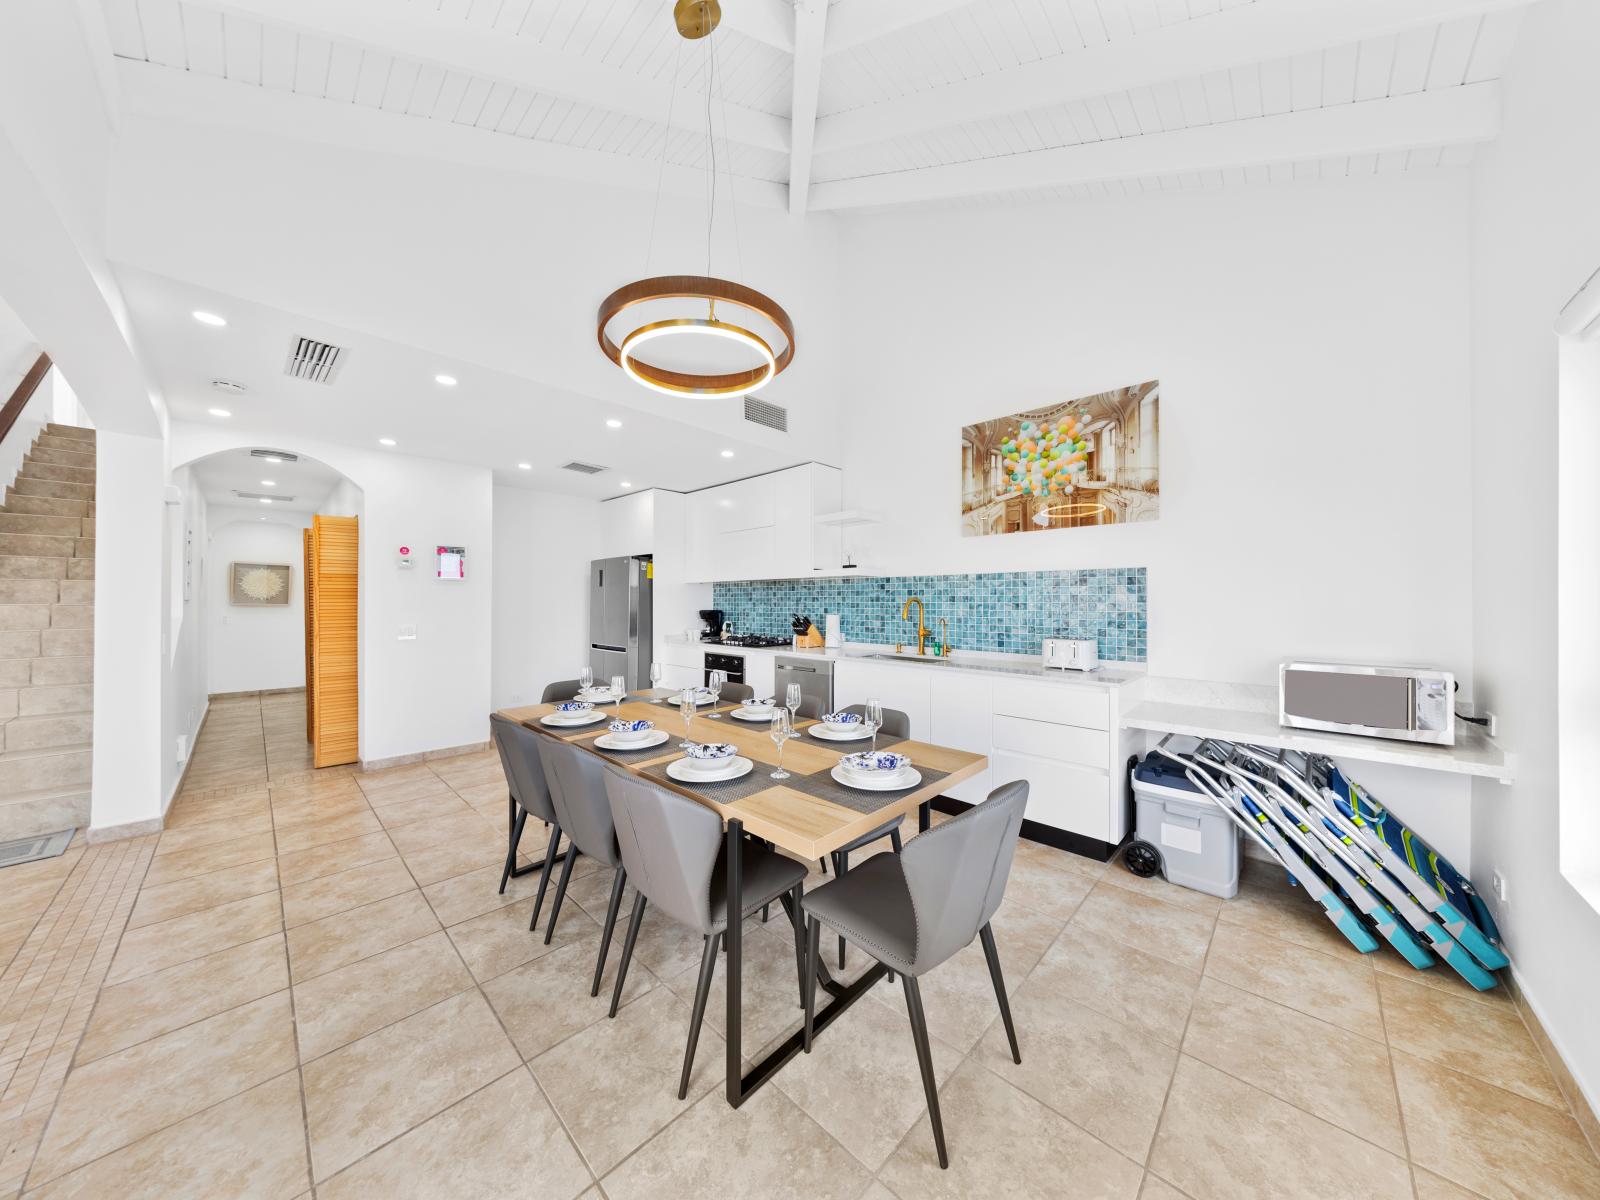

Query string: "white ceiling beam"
[[115, 59, 787, 209], [814, 0, 1532, 155], [809, 82, 1500, 210], [787, 0, 828, 215], [824, 0, 977, 55], [719, 0, 794, 53], [205, 0, 790, 155]]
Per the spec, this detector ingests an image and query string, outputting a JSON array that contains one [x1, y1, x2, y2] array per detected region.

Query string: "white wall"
[[1469, 0, 1600, 1115], [173, 425, 491, 764], [834, 174, 1475, 693], [206, 515, 308, 695], [162, 461, 208, 811], [491, 485, 600, 709]]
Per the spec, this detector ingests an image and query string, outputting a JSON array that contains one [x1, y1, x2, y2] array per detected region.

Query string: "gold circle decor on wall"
[[596, 275, 795, 398]]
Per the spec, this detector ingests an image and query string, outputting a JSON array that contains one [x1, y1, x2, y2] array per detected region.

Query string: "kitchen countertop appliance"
[[1043, 638, 1099, 671], [590, 556, 653, 691], [774, 654, 833, 719], [698, 609, 725, 642], [1279, 661, 1455, 746]]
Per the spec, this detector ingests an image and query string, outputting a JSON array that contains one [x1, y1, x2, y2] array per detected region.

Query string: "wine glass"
[[649, 662, 663, 694], [579, 666, 593, 694], [785, 683, 802, 727], [707, 669, 726, 718], [865, 699, 884, 753], [611, 674, 626, 715], [770, 708, 795, 780], [679, 692, 697, 748]]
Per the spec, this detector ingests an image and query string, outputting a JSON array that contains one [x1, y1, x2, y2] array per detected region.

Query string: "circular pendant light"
[[598, 3, 795, 399]]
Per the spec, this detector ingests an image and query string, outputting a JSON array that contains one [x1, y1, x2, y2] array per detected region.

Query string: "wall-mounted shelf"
[[1121, 700, 1516, 784], [813, 509, 880, 528]]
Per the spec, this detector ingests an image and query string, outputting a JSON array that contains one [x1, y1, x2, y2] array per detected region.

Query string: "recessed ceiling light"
[[258, 497, 272, 505], [378, 437, 396, 447], [261, 456, 282, 464], [720, 449, 734, 458], [260, 480, 276, 487], [435, 374, 457, 386], [192, 311, 227, 327], [619, 481, 633, 489], [208, 407, 231, 418], [516, 462, 532, 470], [606, 419, 622, 429]]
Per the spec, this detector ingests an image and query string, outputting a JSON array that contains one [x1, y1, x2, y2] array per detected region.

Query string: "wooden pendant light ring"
[[597, 275, 795, 397]]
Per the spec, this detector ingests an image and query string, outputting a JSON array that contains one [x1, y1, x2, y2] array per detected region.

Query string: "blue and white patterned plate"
[[840, 751, 910, 775]]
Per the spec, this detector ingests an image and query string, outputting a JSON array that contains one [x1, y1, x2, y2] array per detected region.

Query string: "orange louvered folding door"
[[309, 514, 359, 767]]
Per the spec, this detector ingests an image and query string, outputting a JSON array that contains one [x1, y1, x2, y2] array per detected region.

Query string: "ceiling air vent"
[[744, 396, 787, 432], [561, 461, 608, 475], [284, 336, 346, 383], [234, 491, 297, 503], [249, 448, 299, 463]]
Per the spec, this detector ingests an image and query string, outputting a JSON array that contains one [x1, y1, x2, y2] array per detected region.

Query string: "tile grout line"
[[1374, 980, 1425, 1200]]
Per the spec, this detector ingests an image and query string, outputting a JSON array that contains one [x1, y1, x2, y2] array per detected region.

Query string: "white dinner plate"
[[667, 756, 753, 784], [659, 693, 717, 707], [731, 707, 776, 722], [541, 711, 606, 728], [808, 724, 872, 742], [594, 729, 670, 751], [830, 764, 922, 791], [580, 687, 623, 703]]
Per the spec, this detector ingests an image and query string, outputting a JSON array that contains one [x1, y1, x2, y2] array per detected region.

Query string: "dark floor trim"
[[929, 795, 1123, 862]]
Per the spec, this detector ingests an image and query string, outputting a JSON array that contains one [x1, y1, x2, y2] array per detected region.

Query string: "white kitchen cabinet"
[[743, 653, 776, 701], [773, 463, 842, 576], [661, 664, 702, 691], [682, 463, 843, 582], [833, 660, 932, 736], [991, 751, 1114, 841], [930, 672, 992, 803]]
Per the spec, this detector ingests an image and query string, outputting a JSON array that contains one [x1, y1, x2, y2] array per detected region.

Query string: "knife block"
[[794, 625, 825, 649]]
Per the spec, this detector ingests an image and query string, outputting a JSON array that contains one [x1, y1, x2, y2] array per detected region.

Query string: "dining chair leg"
[[890, 827, 903, 853], [543, 844, 580, 946], [833, 850, 848, 969], [527, 825, 562, 932], [761, 903, 769, 923], [498, 805, 529, 894], [779, 884, 807, 1006], [903, 974, 949, 1169], [608, 895, 648, 1018], [590, 867, 628, 998], [817, 857, 827, 875], [802, 917, 821, 1052], [680, 931, 721, 1099], [980, 922, 1021, 1064]]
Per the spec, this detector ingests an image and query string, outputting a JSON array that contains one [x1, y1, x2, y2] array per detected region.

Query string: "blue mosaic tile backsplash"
[[712, 568, 1147, 662]]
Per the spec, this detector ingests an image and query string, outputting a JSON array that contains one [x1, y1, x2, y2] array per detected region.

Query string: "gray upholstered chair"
[[719, 681, 754, 703], [535, 740, 632, 989], [541, 679, 581, 702], [489, 715, 565, 929], [825, 704, 911, 967], [801, 780, 1029, 1169], [603, 764, 810, 1098]]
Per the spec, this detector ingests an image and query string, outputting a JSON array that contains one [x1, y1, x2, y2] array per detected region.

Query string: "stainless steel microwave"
[[1279, 662, 1455, 746]]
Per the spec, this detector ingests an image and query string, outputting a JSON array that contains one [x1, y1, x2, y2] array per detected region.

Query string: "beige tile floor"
[[3, 689, 1599, 1198]]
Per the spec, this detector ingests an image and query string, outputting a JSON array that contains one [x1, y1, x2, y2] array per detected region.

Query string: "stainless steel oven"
[[705, 651, 745, 688]]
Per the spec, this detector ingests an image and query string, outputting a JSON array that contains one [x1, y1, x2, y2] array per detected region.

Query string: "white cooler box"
[[1128, 752, 1241, 899]]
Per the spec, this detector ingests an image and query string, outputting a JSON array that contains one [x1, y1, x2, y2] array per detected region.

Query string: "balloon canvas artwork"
[[960, 381, 1160, 537]]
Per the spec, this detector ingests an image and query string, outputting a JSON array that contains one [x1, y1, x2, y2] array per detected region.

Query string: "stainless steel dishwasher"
[[773, 655, 833, 719]]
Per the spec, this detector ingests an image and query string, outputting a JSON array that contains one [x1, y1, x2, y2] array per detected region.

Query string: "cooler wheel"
[[1124, 840, 1162, 879]]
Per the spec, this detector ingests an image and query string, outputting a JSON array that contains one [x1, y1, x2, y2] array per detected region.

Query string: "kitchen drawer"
[[992, 714, 1106, 770], [991, 678, 1108, 730], [991, 751, 1114, 842], [942, 763, 991, 805], [663, 644, 705, 670]]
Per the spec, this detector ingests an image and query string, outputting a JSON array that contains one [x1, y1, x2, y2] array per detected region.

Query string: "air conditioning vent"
[[233, 491, 296, 503], [744, 396, 787, 432], [284, 336, 346, 383], [249, 448, 299, 463], [561, 461, 607, 475]]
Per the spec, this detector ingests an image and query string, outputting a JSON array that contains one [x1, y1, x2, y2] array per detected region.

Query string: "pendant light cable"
[[704, 30, 716, 280], [645, 35, 683, 273], [713, 26, 744, 285]]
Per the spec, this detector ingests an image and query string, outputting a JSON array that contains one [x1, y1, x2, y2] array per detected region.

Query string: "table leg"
[[919, 800, 932, 834], [724, 817, 744, 1107]]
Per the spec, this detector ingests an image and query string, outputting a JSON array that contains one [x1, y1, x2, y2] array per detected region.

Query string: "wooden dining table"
[[493, 690, 987, 1108]]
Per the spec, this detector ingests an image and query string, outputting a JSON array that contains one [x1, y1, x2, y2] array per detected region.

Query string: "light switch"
[[398, 624, 418, 641]]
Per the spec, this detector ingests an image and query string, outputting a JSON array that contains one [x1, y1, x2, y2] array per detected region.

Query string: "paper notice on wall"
[[436, 546, 465, 580]]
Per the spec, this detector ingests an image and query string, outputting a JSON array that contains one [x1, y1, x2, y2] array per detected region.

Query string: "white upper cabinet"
[[683, 464, 843, 582]]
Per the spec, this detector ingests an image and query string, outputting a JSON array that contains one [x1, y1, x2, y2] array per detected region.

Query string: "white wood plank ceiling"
[[101, 0, 1530, 212]]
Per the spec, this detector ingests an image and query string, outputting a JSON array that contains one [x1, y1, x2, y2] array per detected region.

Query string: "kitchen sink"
[[863, 653, 956, 666]]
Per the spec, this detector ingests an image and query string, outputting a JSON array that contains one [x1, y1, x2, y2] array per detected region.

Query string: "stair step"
[[20, 461, 95, 486], [76, 537, 94, 559], [3, 713, 92, 752], [0, 603, 51, 631], [0, 632, 40, 659], [0, 513, 83, 536], [0, 659, 27, 687], [0, 787, 90, 841], [0, 744, 90, 792], [0, 532, 74, 557], [30, 656, 91, 685], [81, 517, 94, 538], [40, 628, 90, 657], [12, 477, 93, 501], [33, 433, 94, 455], [27, 446, 95, 469], [0, 555, 68, 580], [0, 579, 59, 604], [66, 559, 94, 580], [49, 604, 92, 629], [58, 579, 92, 604], [19, 684, 91, 716], [45, 423, 95, 443], [0, 494, 90, 518]]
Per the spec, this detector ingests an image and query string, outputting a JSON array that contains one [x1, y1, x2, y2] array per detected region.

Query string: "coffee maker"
[[698, 609, 725, 643]]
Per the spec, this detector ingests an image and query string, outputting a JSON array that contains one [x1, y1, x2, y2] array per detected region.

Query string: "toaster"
[[1043, 638, 1099, 671]]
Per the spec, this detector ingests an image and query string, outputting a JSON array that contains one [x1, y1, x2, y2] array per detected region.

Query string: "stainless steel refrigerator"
[[589, 556, 653, 691]]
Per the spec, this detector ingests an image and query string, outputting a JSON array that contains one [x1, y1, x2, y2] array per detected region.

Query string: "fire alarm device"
[[436, 546, 466, 580], [398, 545, 413, 568]]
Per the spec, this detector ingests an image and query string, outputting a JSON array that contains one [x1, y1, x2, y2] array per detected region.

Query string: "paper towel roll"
[[824, 613, 842, 648]]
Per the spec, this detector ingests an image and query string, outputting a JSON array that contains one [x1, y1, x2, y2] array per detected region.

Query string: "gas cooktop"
[[705, 634, 790, 648]]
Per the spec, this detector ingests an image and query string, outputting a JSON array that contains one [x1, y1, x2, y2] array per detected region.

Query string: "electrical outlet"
[[1484, 711, 1498, 738], [1491, 870, 1508, 902], [509, 692, 524, 704]]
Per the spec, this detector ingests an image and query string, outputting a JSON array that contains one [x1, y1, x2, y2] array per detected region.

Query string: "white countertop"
[[666, 635, 1145, 690]]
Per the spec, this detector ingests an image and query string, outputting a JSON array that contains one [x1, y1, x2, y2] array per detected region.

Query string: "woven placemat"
[[636, 757, 782, 805], [635, 750, 949, 816], [568, 730, 680, 768]]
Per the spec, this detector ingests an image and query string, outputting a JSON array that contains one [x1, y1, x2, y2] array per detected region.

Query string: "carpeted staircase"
[[0, 423, 95, 840]]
